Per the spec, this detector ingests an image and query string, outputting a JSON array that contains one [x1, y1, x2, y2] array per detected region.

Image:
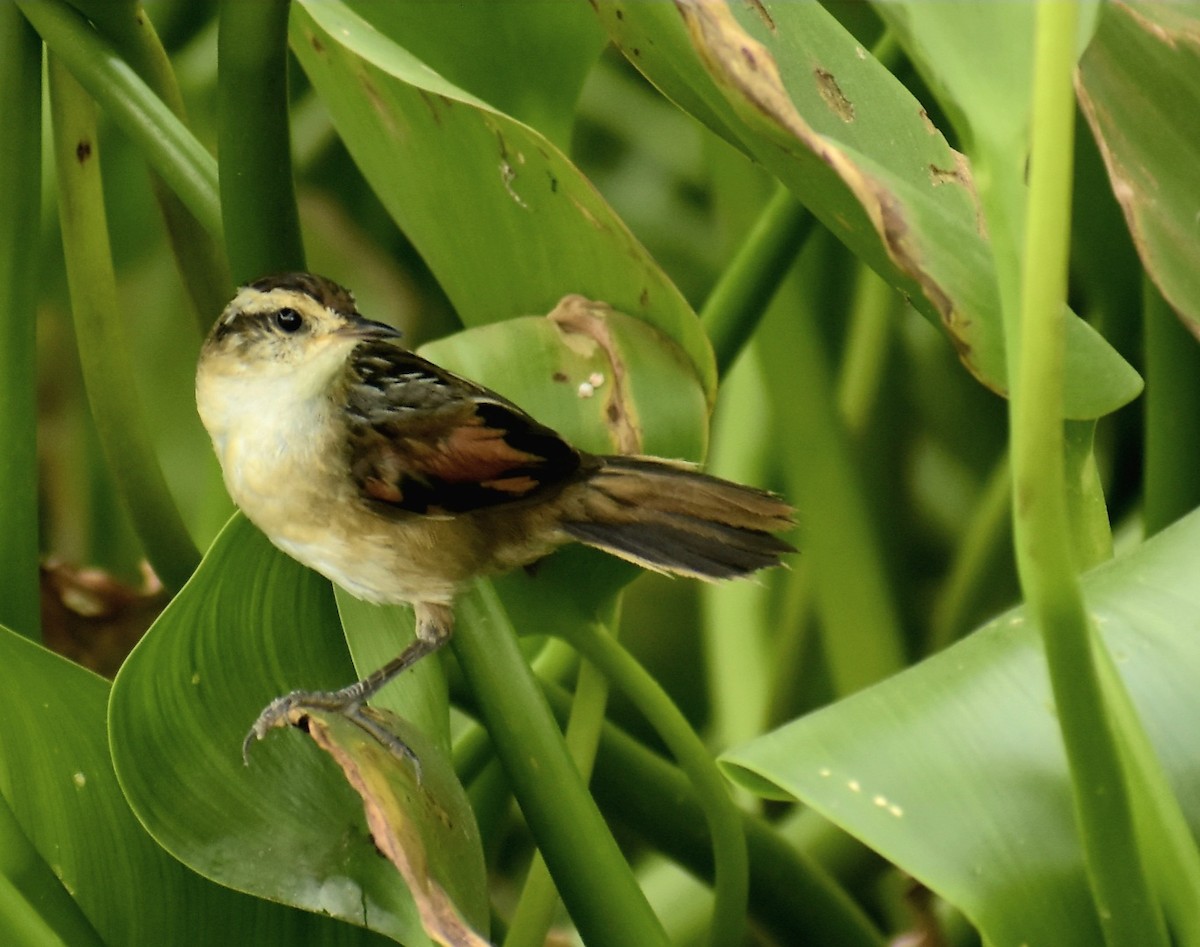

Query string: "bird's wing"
[[342, 341, 584, 515]]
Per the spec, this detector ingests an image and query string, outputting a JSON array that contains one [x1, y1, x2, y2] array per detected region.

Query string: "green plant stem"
[[764, 559, 816, 726], [1011, 5, 1165, 944], [1063, 419, 1111, 569], [19, 0, 221, 242], [218, 0, 305, 282], [928, 456, 1011, 652], [702, 354, 773, 753], [1142, 278, 1200, 536], [452, 714, 496, 788], [79, 1, 230, 328], [701, 183, 815, 377], [0, 8, 42, 640], [453, 581, 669, 947], [836, 265, 895, 436], [452, 676, 882, 945], [505, 609, 616, 947], [760, 255, 906, 696], [48, 57, 200, 592], [553, 619, 748, 947], [530, 683, 884, 946]]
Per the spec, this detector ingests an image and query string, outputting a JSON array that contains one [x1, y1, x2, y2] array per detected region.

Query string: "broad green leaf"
[[0, 625, 361, 945], [0, 791, 104, 947], [871, 3, 1098, 155], [108, 514, 484, 945], [595, 0, 1141, 419], [866, 3, 1120, 421], [342, 0, 605, 146], [722, 505, 1200, 946], [290, 0, 716, 403], [1077, 2, 1200, 334]]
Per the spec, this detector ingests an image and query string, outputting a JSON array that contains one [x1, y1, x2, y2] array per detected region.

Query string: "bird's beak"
[[338, 314, 403, 340]]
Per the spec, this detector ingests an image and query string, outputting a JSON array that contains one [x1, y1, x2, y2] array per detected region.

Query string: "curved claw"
[[242, 691, 308, 765], [241, 688, 420, 778]]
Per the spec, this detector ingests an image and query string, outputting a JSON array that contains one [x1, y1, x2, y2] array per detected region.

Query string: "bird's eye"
[[274, 308, 303, 333]]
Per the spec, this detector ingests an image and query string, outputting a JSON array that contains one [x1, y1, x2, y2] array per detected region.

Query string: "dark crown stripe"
[[246, 273, 358, 315]]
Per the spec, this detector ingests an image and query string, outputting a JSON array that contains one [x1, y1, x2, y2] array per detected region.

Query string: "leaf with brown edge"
[[301, 708, 491, 947], [596, 0, 1142, 419], [1077, 1, 1200, 336], [290, 0, 717, 403]]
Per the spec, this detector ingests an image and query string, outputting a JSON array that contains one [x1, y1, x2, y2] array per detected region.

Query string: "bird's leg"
[[243, 602, 454, 768]]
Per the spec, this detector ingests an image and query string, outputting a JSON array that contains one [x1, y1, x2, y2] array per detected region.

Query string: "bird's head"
[[198, 272, 401, 387]]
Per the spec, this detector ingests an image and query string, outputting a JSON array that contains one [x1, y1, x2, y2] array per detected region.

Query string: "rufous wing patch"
[[419, 422, 543, 485]]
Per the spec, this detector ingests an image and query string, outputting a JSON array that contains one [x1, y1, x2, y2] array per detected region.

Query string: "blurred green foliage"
[[3, 1, 1199, 946]]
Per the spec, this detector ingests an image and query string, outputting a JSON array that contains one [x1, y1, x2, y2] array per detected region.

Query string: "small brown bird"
[[196, 273, 793, 761]]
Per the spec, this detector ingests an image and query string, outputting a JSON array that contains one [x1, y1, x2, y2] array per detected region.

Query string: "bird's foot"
[[243, 688, 420, 776]]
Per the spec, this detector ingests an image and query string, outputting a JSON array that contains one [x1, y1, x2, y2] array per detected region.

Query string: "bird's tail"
[[561, 456, 794, 580]]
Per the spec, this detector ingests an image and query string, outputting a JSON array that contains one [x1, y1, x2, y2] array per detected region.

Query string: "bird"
[[196, 273, 794, 763]]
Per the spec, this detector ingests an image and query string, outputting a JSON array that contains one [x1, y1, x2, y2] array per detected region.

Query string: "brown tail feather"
[[561, 456, 794, 580]]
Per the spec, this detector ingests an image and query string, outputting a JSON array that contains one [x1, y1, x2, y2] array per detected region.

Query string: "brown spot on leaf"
[[928, 164, 959, 186], [548, 296, 642, 453], [310, 33, 324, 54], [815, 68, 855, 123], [745, 0, 776, 33], [919, 108, 938, 135], [929, 151, 988, 238], [552, 371, 568, 382], [75, 140, 92, 163], [417, 89, 450, 126]]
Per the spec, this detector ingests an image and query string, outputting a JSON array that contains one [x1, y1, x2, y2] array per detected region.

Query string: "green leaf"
[[453, 583, 671, 947], [108, 514, 482, 944], [871, 2, 1098, 153], [722, 504, 1200, 946], [18, 0, 222, 240], [219, 0, 304, 282], [0, 625, 357, 945], [596, 0, 1141, 418], [0, 5, 42, 639], [341, 0, 605, 147], [289, 0, 716, 402], [1077, 2, 1200, 334]]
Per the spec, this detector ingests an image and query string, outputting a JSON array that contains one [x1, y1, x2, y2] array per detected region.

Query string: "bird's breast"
[[197, 371, 472, 605]]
